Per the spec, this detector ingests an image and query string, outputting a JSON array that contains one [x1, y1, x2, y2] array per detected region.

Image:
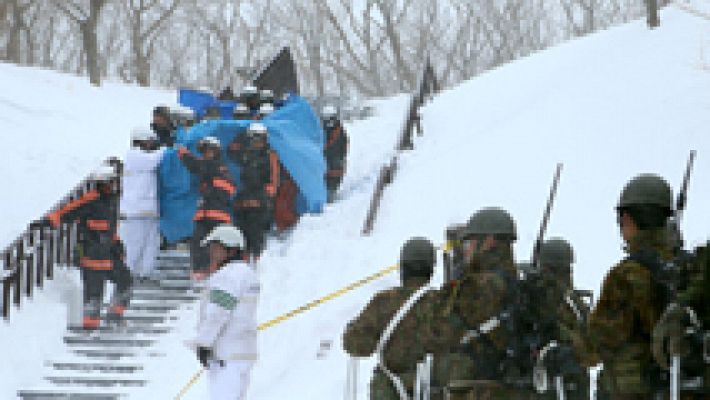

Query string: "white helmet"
[[258, 103, 275, 117], [321, 105, 337, 119], [201, 225, 245, 249], [198, 136, 222, 148], [247, 122, 268, 136], [241, 85, 259, 97], [131, 126, 157, 142], [90, 165, 117, 182]]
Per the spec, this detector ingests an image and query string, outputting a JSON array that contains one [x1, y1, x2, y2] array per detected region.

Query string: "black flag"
[[253, 47, 299, 98]]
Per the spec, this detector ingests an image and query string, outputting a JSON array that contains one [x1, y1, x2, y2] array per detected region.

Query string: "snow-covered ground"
[[1, 2, 709, 400], [0, 63, 173, 249]]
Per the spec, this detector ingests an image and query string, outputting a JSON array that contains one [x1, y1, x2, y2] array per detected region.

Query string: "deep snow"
[[0, 3, 709, 399]]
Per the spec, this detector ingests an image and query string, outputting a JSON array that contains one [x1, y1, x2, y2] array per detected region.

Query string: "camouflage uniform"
[[343, 277, 454, 399], [444, 245, 526, 400], [582, 229, 672, 399]]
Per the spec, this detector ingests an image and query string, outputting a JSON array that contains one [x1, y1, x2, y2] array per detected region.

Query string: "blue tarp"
[[159, 95, 326, 243], [178, 88, 237, 120]]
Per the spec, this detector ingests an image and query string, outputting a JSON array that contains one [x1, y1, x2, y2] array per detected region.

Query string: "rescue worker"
[[233, 104, 251, 120], [177, 137, 236, 280], [218, 86, 236, 101], [47, 165, 131, 329], [321, 105, 349, 202], [151, 105, 175, 147], [532, 238, 590, 400], [443, 207, 523, 399], [193, 224, 259, 400], [257, 103, 275, 120], [343, 238, 454, 399], [260, 89, 275, 106], [240, 85, 261, 115], [575, 174, 677, 399], [203, 106, 222, 121], [120, 127, 165, 284], [228, 123, 280, 259]]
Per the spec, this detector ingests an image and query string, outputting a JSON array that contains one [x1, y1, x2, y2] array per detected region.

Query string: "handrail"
[[0, 158, 122, 320], [362, 59, 439, 235]]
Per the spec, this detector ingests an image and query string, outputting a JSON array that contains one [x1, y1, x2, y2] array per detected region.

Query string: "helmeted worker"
[[229, 123, 280, 259], [321, 105, 349, 202], [193, 224, 260, 400], [260, 89, 275, 106], [442, 207, 524, 399], [240, 85, 261, 115], [151, 105, 175, 147], [177, 137, 236, 280], [574, 174, 684, 399], [47, 165, 132, 329], [233, 104, 251, 120], [120, 127, 166, 283], [343, 238, 454, 399], [257, 103, 275, 120]]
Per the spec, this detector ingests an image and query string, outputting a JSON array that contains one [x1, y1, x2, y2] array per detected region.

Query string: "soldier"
[[228, 123, 280, 260], [177, 137, 236, 280], [443, 207, 522, 400], [321, 105, 349, 202], [343, 238, 453, 399], [577, 174, 677, 399], [46, 166, 132, 329], [532, 238, 590, 400], [257, 103, 275, 120], [233, 104, 251, 120], [260, 89, 275, 106]]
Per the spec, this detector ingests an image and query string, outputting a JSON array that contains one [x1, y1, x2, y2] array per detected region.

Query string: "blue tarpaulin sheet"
[[159, 95, 326, 243], [178, 88, 237, 119]]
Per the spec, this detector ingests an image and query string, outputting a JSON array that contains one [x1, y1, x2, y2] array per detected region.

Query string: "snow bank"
[[0, 63, 173, 249]]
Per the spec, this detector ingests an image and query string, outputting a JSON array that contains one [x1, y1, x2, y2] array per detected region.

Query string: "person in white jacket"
[[194, 224, 260, 400], [119, 127, 166, 282]]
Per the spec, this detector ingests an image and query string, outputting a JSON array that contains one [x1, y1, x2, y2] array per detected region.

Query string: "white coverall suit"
[[195, 260, 260, 400], [119, 147, 165, 279]]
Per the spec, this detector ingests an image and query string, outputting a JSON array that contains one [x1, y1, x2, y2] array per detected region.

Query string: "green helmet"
[[617, 174, 672, 210], [539, 238, 574, 270], [464, 207, 517, 241], [400, 237, 435, 280]]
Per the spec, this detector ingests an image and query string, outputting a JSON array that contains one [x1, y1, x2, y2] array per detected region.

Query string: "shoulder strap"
[[375, 284, 432, 400]]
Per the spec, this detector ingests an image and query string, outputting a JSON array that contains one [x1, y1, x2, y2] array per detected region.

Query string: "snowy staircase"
[[17, 251, 197, 400]]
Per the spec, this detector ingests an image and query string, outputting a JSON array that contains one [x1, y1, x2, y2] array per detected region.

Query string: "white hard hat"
[[90, 165, 117, 182], [131, 126, 157, 142], [259, 103, 275, 116], [247, 122, 268, 136], [201, 225, 245, 249], [175, 105, 195, 119], [242, 85, 259, 96], [198, 136, 222, 148], [321, 105, 337, 118]]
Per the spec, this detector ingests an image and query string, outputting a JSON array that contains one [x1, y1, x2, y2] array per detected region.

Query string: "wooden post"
[[36, 228, 45, 288], [2, 251, 10, 320], [25, 231, 34, 297], [14, 241, 22, 306], [47, 228, 55, 279]]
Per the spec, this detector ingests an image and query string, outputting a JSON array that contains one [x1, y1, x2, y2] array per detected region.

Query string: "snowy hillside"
[[0, 3, 708, 400], [0, 63, 174, 249]]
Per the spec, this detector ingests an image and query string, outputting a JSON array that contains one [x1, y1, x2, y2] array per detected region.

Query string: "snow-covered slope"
[[0, 63, 173, 249], [1, 3, 709, 399]]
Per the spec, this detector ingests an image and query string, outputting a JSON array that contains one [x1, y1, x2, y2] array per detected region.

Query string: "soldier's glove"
[[652, 303, 694, 370], [196, 346, 213, 368]]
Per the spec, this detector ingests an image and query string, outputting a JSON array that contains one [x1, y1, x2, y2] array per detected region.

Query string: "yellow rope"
[[173, 262, 401, 399]]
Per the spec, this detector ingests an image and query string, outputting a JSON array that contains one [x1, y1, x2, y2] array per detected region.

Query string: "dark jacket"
[[48, 188, 122, 270], [323, 120, 349, 177], [178, 146, 235, 223]]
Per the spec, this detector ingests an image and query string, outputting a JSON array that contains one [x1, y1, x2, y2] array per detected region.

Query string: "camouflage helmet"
[[464, 207, 517, 241], [539, 238, 574, 269], [400, 237, 435, 280], [617, 174, 672, 211]]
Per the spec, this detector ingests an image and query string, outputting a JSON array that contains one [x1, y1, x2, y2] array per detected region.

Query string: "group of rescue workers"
[[35, 85, 349, 334], [343, 173, 709, 400]]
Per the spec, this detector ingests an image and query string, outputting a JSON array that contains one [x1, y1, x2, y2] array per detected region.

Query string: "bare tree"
[[54, 0, 108, 86]]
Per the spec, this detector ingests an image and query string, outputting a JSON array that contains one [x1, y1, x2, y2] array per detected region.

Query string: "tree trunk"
[[647, 0, 660, 28]]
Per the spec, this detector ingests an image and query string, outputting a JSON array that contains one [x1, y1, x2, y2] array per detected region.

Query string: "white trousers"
[[208, 360, 254, 400], [120, 218, 160, 278]]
